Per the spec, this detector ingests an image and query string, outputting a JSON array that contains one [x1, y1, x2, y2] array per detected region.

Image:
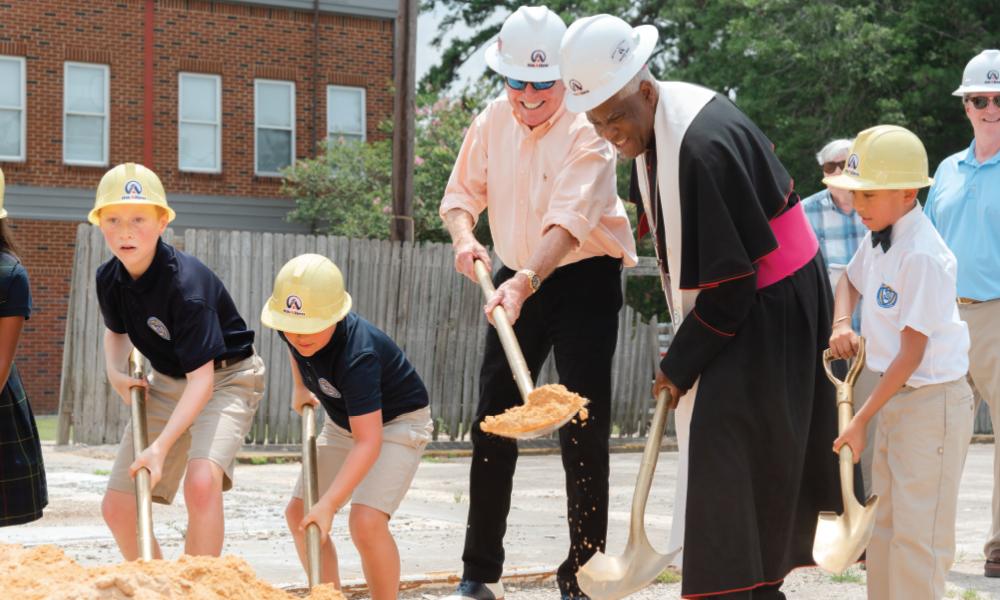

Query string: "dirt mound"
[[0, 544, 345, 600], [481, 383, 589, 438]]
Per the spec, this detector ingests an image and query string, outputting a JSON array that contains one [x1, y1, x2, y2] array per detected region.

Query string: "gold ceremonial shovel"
[[472, 260, 587, 440], [813, 337, 879, 574], [301, 403, 322, 588], [577, 388, 680, 600], [128, 349, 155, 561]]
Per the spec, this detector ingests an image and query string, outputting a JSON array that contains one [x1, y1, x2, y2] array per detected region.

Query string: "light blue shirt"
[[925, 140, 1000, 301]]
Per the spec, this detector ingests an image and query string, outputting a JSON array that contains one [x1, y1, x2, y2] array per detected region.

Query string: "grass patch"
[[422, 454, 456, 463], [656, 568, 681, 584], [93, 469, 111, 476], [829, 566, 865, 584], [961, 590, 984, 600], [35, 415, 58, 442]]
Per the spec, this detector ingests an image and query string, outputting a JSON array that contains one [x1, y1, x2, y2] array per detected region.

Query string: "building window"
[[327, 85, 365, 143], [0, 56, 26, 162], [178, 73, 222, 173], [255, 79, 295, 176], [63, 62, 109, 166]]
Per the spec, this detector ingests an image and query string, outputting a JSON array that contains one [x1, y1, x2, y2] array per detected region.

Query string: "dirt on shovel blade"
[[480, 383, 589, 437], [0, 543, 346, 600]]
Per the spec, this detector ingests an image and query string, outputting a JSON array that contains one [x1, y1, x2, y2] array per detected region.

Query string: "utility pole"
[[390, 0, 417, 242]]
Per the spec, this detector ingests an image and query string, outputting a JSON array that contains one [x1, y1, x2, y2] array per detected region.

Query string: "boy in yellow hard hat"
[[92, 163, 265, 559], [261, 253, 432, 599], [827, 126, 973, 600]]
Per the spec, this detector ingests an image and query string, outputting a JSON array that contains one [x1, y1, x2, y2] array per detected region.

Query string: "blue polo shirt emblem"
[[318, 378, 341, 398], [147, 316, 171, 340], [876, 284, 898, 308]]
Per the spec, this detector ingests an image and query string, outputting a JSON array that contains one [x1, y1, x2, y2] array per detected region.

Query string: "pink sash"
[[756, 202, 819, 290]]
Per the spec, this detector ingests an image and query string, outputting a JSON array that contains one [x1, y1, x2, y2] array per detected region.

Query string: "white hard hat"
[[952, 49, 1000, 96], [559, 14, 658, 113], [484, 6, 566, 82]]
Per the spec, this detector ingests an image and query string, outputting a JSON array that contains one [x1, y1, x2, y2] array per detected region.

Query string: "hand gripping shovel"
[[473, 260, 585, 439], [813, 337, 879, 574], [301, 403, 322, 588], [128, 349, 155, 561], [577, 388, 680, 600]]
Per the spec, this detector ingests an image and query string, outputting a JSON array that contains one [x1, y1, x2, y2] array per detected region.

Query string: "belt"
[[214, 348, 254, 370]]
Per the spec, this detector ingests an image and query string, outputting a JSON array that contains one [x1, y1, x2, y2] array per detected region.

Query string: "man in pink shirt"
[[438, 7, 636, 600]]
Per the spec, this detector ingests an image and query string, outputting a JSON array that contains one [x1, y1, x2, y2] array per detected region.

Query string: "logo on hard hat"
[[318, 378, 341, 398], [611, 39, 632, 64], [147, 316, 171, 341], [568, 79, 587, 95], [846, 153, 861, 176], [529, 49, 548, 67], [283, 295, 305, 316], [987, 70, 1000, 84], [122, 179, 147, 202], [876, 284, 898, 308]]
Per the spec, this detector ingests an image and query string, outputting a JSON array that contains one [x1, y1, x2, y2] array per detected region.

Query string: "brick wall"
[[0, 0, 395, 412], [6, 219, 78, 414]]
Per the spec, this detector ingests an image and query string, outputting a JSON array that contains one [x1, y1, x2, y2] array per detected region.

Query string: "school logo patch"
[[876, 284, 898, 308], [318, 378, 341, 398], [147, 316, 171, 340], [846, 153, 861, 176], [283, 295, 304, 316]]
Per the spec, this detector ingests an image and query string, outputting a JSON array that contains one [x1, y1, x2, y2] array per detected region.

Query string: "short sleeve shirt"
[[96, 239, 255, 377], [281, 312, 429, 431], [0, 253, 31, 320], [846, 205, 969, 386]]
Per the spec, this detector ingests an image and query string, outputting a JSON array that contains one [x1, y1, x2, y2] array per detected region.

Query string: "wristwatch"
[[518, 269, 541, 293]]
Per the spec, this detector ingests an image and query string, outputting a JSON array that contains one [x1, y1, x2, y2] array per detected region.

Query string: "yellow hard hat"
[[823, 125, 933, 191], [0, 167, 6, 220], [260, 254, 353, 334], [89, 163, 176, 225]]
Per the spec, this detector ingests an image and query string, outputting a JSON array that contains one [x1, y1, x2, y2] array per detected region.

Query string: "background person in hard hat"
[[261, 254, 431, 599], [802, 138, 881, 497], [94, 163, 265, 560], [438, 6, 637, 600], [0, 166, 48, 527], [922, 48, 1000, 578], [827, 125, 973, 600], [560, 15, 844, 599]]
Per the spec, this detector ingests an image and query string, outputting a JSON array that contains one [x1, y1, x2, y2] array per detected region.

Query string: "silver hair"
[[612, 66, 655, 103], [815, 139, 853, 166]]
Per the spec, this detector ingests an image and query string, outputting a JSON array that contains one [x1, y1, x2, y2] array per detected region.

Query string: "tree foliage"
[[421, 0, 998, 198]]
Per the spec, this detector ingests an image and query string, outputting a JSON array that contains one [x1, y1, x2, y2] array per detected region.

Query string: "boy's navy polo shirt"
[[281, 312, 429, 431], [96, 238, 255, 378]]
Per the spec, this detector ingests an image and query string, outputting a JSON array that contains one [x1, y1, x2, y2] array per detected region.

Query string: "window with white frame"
[[178, 73, 222, 173], [64, 62, 109, 166], [0, 56, 26, 162], [327, 85, 365, 143], [254, 80, 295, 176]]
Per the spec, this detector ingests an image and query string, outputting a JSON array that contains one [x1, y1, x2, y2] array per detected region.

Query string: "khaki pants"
[[961, 301, 1000, 557], [866, 378, 973, 600]]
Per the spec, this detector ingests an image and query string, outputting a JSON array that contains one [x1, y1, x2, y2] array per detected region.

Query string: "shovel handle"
[[630, 389, 671, 535], [473, 260, 534, 403], [301, 403, 322, 588], [822, 337, 867, 390], [128, 349, 154, 562]]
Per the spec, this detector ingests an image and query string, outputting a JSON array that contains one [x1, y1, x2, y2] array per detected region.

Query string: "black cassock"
[[631, 84, 856, 597]]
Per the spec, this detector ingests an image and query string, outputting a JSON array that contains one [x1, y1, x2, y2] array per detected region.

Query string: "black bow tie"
[[871, 226, 892, 252]]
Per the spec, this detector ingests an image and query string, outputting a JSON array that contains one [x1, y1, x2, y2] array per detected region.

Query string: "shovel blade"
[[812, 495, 879, 574], [577, 542, 681, 600]]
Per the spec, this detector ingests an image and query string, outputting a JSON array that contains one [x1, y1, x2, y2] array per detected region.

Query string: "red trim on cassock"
[[693, 309, 735, 337], [679, 269, 756, 291], [680, 559, 864, 599]]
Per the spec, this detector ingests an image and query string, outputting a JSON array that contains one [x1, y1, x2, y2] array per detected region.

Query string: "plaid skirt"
[[0, 362, 47, 526]]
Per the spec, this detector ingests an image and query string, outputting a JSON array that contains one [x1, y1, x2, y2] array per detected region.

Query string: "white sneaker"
[[439, 579, 505, 600]]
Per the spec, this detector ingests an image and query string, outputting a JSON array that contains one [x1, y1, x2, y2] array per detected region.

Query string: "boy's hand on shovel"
[[300, 499, 336, 543], [129, 441, 166, 489], [828, 324, 860, 360], [832, 415, 866, 464]]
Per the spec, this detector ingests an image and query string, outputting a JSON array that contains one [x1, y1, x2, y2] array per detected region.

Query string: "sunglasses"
[[822, 160, 846, 175], [966, 95, 1000, 110], [505, 77, 557, 91]]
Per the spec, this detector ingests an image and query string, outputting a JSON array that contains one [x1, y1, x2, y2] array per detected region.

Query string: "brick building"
[[0, 0, 398, 412]]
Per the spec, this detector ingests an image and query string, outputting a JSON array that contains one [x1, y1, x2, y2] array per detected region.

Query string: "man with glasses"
[[924, 48, 1000, 579], [438, 6, 636, 600]]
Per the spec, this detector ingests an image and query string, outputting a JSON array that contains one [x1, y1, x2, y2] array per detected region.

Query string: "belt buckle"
[[957, 296, 980, 305]]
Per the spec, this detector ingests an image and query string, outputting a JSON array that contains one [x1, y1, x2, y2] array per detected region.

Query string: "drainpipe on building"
[[390, 0, 417, 242], [143, 0, 155, 167], [311, 0, 319, 157]]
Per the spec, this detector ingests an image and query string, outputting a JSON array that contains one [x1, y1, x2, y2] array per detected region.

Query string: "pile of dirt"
[[0, 544, 346, 600], [481, 384, 589, 438]]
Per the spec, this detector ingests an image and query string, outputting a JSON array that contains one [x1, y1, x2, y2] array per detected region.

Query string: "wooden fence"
[[57, 225, 664, 445]]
